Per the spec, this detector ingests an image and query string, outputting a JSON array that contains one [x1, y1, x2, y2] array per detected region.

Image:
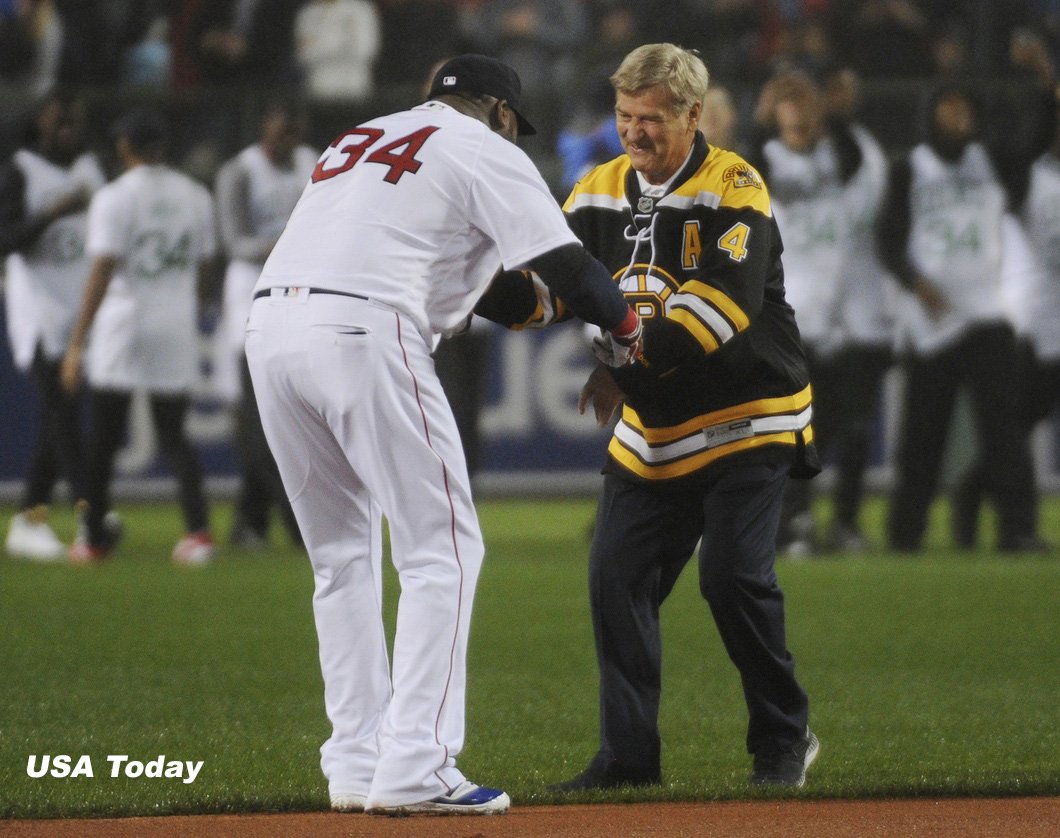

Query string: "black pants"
[[82, 389, 208, 544], [21, 345, 86, 509], [779, 343, 892, 540], [828, 345, 892, 527], [952, 346, 1060, 545], [588, 463, 808, 775], [233, 356, 300, 542], [888, 323, 1037, 550]]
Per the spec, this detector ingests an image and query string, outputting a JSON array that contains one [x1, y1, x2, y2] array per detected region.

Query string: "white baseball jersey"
[[213, 142, 318, 399], [896, 141, 1006, 354], [85, 164, 216, 392], [763, 135, 852, 349], [256, 100, 578, 343], [3, 149, 105, 369], [246, 101, 583, 809]]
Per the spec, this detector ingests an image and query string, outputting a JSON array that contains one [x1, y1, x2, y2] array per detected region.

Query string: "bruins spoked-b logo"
[[615, 263, 680, 321], [723, 164, 763, 190]]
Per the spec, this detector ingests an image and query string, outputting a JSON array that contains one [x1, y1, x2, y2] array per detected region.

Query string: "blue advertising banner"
[[479, 323, 613, 472]]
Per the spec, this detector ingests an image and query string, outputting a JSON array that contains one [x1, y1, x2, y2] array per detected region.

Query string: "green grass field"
[[1, 496, 1058, 819]]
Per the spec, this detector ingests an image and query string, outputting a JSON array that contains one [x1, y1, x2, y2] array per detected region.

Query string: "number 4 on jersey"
[[312, 126, 440, 185], [718, 222, 750, 263]]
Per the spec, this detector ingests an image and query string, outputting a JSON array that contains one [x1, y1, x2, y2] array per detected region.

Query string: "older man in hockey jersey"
[[553, 43, 821, 790]]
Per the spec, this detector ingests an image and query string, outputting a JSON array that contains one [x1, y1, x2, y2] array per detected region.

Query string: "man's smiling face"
[[615, 85, 700, 185]]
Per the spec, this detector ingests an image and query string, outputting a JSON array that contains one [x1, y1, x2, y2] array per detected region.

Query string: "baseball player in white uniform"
[[2, 92, 104, 560], [61, 109, 219, 565], [246, 54, 641, 816], [214, 102, 318, 548]]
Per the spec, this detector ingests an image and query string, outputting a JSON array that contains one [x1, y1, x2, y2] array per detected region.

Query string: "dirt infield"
[[4, 797, 1059, 837]]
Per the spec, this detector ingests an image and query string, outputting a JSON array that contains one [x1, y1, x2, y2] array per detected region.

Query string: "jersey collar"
[[625, 132, 709, 214]]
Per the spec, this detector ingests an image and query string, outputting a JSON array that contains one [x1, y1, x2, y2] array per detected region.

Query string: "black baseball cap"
[[427, 54, 536, 136]]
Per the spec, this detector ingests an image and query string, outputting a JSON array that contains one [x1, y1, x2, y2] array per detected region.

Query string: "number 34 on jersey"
[[311, 127, 440, 185]]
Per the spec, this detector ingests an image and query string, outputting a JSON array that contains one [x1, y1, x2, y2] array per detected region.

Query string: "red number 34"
[[311, 126, 440, 185]]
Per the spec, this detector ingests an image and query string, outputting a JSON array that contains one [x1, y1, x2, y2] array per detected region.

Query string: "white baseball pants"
[[245, 290, 484, 807]]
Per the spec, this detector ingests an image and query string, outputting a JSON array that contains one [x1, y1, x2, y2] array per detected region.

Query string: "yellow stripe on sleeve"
[[680, 280, 750, 331], [669, 307, 721, 353]]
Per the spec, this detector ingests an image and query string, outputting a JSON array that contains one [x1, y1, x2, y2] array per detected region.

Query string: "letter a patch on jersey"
[[682, 221, 702, 269]]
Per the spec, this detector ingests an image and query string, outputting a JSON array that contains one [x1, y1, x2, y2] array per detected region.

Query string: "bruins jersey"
[[564, 133, 817, 484]]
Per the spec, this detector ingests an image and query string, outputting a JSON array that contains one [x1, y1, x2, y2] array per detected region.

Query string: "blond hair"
[[610, 43, 710, 115]]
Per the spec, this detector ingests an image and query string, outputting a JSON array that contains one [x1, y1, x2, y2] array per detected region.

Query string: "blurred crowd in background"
[[1, 1, 1057, 94], [1, 0, 1058, 187]]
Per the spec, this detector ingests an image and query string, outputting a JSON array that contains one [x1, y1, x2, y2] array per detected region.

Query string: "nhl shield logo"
[[637, 196, 654, 213]]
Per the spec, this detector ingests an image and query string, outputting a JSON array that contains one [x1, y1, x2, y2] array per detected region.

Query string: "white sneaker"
[[778, 538, 814, 560], [5, 509, 64, 561], [830, 523, 870, 553], [330, 792, 367, 812], [172, 531, 217, 565], [367, 781, 510, 816]]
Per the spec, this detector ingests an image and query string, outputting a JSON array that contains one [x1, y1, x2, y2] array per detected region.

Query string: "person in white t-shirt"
[[214, 101, 318, 549], [60, 109, 219, 566], [1016, 99, 1060, 410], [752, 71, 868, 556], [877, 84, 1039, 552], [1010, 100, 1060, 529], [1, 91, 104, 560], [245, 54, 641, 816], [294, 0, 381, 102], [822, 66, 896, 552], [951, 90, 1059, 550]]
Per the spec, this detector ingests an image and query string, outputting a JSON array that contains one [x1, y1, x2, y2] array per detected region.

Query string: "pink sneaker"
[[172, 531, 216, 565], [69, 541, 109, 565]]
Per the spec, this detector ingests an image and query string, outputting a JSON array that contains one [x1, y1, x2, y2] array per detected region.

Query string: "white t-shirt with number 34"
[[85, 164, 216, 393]]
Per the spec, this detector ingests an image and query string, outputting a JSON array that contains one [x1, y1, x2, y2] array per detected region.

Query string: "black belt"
[[253, 287, 370, 301]]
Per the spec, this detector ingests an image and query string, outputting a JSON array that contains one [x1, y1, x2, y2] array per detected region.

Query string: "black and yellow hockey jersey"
[[564, 132, 819, 484]]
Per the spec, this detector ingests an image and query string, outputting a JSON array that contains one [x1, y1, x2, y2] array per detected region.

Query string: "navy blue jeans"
[[588, 462, 809, 775]]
